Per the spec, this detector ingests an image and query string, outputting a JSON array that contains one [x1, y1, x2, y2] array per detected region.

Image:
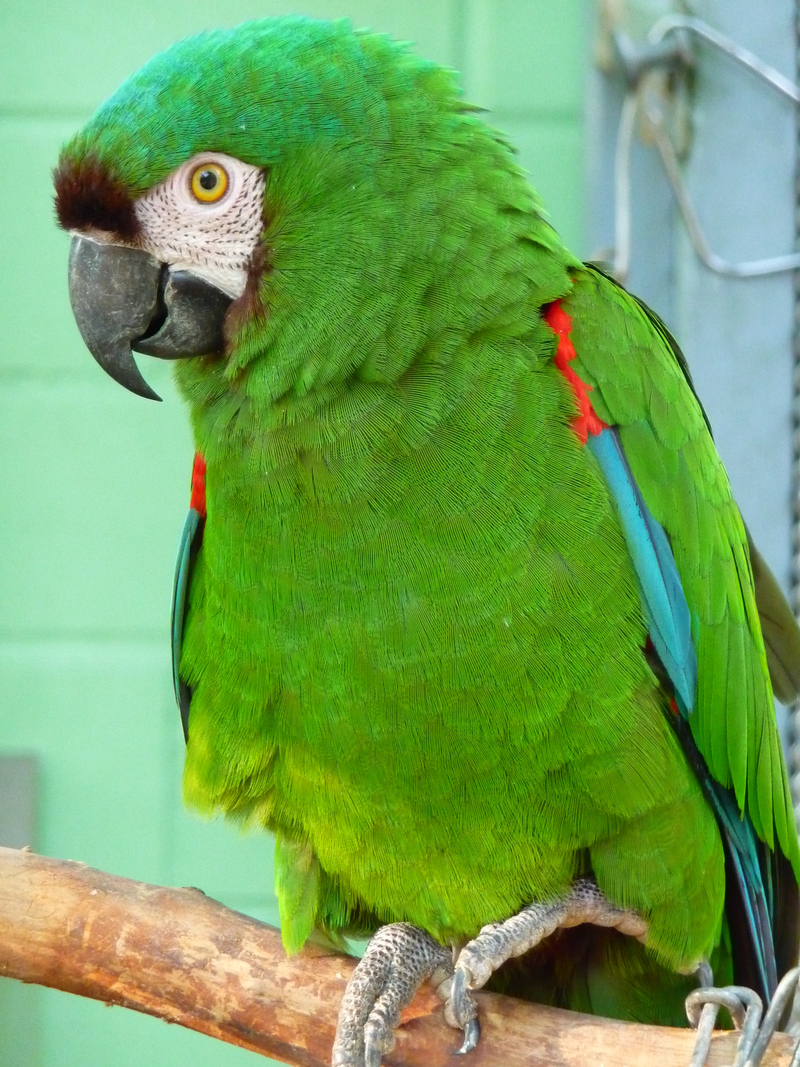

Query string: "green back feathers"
[[568, 266, 800, 877]]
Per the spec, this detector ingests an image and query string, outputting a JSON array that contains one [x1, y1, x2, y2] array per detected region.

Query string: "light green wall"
[[0, 2, 587, 1064]]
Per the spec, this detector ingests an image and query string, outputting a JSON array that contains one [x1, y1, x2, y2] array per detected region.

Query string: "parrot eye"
[[190, 162, 229, 203]]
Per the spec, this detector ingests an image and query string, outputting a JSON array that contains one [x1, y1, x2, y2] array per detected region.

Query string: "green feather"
[[275, 835, 321, 955]]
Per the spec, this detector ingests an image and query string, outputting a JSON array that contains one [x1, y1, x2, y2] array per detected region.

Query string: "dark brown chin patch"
[[223, 239, 271, 348], [53, 154, 140, 242]]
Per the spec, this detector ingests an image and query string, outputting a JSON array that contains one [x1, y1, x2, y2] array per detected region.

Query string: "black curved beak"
[[67, 235, 232, 401]]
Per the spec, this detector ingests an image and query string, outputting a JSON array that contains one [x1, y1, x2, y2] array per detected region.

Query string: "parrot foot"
[[331, 922, 453, 1067], [440, 878, 648, 1034]]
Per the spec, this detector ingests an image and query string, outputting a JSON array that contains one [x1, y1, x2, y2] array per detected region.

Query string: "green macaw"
[[54, 16, 800, 1064]]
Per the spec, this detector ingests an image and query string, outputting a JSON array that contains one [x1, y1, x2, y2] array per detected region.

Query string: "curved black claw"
[[455, 1017, 481, 1056], [364, 1029, 383, 1067], [444, 965, 479, 1033]]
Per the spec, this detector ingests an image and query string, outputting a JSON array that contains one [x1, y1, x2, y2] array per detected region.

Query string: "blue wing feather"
[[589, 425, 777, 998], [587, 427, 696, 711], [171, 507, 202, 743]]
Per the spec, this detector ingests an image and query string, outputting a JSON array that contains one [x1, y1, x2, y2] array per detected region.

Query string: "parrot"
[[53, 15, 800, 1065]]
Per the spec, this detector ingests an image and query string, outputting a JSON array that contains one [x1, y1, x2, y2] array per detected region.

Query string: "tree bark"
[[0, 846, 794, 1066]]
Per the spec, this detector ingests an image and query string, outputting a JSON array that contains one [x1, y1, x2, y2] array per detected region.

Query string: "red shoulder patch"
[[190, 453, 207, 518], [543, 301, 607, 445]]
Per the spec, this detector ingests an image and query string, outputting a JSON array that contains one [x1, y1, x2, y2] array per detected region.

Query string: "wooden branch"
[[0, 846, 794, 1067]]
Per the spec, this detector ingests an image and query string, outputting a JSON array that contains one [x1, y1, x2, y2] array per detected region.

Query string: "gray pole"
[[674, 1, 797, 589]]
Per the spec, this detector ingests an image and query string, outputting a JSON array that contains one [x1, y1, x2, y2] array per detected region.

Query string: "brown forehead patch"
[[53, 155, 140, 242]]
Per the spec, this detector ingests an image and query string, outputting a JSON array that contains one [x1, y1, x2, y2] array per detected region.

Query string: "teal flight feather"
[[171, 506, 201, 743], [587, 427, 697, 712]]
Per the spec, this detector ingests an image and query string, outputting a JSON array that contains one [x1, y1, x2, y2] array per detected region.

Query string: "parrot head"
[[55, 17, 545, 424]]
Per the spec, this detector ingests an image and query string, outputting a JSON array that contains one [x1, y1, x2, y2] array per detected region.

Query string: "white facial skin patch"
[[133, 152, 266, 299]]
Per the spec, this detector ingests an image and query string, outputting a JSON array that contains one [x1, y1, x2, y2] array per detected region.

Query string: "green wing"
[[566, 264, 800, 875]]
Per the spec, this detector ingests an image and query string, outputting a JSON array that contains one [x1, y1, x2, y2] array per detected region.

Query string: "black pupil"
[[199, 169, 218, 191]]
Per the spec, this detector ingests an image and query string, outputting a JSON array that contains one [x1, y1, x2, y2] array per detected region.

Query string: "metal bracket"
[[651, 15, 800, 103], [686, 967, 800, 1067], [611, 24, 693, 90], [603, 13, 800, 280]]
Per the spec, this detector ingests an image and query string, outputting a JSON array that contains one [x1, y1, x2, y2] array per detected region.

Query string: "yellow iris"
[[190, 163, 229, 203]]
